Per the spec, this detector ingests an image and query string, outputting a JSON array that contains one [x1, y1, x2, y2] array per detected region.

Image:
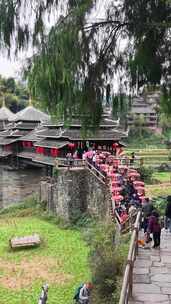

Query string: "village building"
[[0, 104, 128, 174], [0, 101, 50, 165], [127, 94, 159, 130], [0, 99, 15, 131]]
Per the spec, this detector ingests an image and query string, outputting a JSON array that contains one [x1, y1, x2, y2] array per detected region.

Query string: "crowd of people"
[[83, 149, 146, 225], [82, 148, 170, 250]]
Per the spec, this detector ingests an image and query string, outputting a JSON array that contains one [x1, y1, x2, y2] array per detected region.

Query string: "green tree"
[[0, 0, 171, 122], [134, 114, 145, 137], [0, 74, 28, 112]]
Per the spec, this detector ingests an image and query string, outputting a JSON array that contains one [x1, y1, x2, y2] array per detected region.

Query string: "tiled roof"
[[12, 121, 39, 130], [0, 106, 15, 121], [34, 139, 69, 149], [37, 127, 127, 140], [0, 137, 17, 145], [11, 106, 50, 122], [10, 130, 29, 137]]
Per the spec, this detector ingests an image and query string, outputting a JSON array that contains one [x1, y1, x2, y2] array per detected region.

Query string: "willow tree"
[[0, 0, 171, 124]]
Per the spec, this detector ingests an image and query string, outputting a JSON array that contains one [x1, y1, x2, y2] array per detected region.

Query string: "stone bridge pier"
[[39, 167, 111, 221]]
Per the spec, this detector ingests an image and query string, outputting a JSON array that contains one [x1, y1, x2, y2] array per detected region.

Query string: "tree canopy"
[[0, 0, 171, 124], [0, 75, 28, 112]]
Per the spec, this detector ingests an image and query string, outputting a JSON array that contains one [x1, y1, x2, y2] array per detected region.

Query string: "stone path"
[[129, 230, 171, 304]]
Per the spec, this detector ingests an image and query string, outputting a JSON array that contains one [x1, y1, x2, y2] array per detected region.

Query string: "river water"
[[0, 166, 43, 208]]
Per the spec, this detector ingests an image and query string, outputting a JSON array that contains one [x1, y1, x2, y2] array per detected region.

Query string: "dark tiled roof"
[[0, 121, 6, 131], [12, 121, 39, 130], [0, 106, 15, 120], [10, 130, 29, 137], [12, 106, 50, 122], [38, 127, 127, 140], [43, 117, 119, 128], [62, 129, 127, 140], [34, 139, 69, 149], [0, 137, 17, 145], [0, 130, 13, 137], [19, 130, 41, 142]]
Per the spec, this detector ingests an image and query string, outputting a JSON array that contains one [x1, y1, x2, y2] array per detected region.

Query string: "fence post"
[[128, 260, 133, 298]]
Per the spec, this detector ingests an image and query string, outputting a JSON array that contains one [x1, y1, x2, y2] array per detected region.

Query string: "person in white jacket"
[[78, 283, 92, 304]]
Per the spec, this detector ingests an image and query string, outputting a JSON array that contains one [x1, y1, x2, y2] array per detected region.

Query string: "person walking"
[[165, 195, 171, 232], [142, 198, 154, 233], [38, 284, 48, 304], [78, 283, 92, 304], [147, 210, 161, 248]]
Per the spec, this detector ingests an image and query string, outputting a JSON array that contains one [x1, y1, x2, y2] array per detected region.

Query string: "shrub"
[[137, 166, 154, 183], [152, 196, 167, 216], [85, 221, 129, 303]]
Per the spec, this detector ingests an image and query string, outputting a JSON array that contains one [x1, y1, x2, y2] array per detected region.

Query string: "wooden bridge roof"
[[34, 139, 69, 149], [37, 127, 127, 141]]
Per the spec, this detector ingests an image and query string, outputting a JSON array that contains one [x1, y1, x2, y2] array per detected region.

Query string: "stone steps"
[[129, 230, 171, 303]]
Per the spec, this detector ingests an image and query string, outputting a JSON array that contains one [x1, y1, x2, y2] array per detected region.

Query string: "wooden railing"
[[119, 211, 141, 304], [55, 158, 85, 167], [85, 160, 107, 185]]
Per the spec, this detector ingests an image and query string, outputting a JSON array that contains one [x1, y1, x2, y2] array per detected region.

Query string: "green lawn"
[[0, 216, 90, 304]]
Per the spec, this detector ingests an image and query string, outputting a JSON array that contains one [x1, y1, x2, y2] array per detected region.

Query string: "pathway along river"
[[0, 165, 43, 208]]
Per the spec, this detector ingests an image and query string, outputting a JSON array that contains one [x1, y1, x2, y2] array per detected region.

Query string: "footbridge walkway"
[[119, 212, 171, 304]]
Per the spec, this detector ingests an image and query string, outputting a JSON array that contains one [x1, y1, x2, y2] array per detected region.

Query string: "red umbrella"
[[112, 195, 123, 201], [134, 186, 144, 190], [119, 165, 128, 170], [128, 172, 140, 177], [111, 186, 122, 193], [107, 172, 116, 177], [111, 181, 120, 186], [133, 181, 145, 186]]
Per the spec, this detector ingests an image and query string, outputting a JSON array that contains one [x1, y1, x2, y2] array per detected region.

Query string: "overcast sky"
[[0, 0, 115, 79]]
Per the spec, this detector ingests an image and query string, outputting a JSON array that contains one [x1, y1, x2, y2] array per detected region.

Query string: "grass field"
[[152, 172, 171, 183], [0, 214, 90, 304], [146, 184, 171, 197]]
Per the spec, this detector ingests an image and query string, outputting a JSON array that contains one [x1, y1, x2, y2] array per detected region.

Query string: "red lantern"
[[36, 147, 40, 154], [68, 143, 75, 149], [112, 143, 119, 149]]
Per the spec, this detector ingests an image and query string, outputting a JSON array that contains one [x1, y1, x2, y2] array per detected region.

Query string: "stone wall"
[[40, 168, 111, 221]]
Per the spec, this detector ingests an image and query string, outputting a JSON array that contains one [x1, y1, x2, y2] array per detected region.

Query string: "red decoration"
[[68, 143, 75, 149], [50, 148, 59, 157], [112, 143, 119, 149]]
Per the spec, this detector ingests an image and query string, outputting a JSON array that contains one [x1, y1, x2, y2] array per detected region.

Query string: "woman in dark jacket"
[[165, 196, 171, 232], [148, 210, 161, 248]]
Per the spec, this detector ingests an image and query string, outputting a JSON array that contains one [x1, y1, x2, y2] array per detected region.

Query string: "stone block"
[[150, 267, 168, 274], [133, 283, 161, 294], [150, 256, 161, 262], [133, 274, 150, 284], [151, 274, 171, 283], [133, 268, 149, 275], [153, 262, 165, 267], [161, 256, 171, 264], [132, 293, 169, 302], [134, 259, 152, 268], [161, 287, 171, 295]]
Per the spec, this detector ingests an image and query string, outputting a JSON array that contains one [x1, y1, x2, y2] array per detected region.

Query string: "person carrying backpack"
[[73, 282, 92, 304]]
